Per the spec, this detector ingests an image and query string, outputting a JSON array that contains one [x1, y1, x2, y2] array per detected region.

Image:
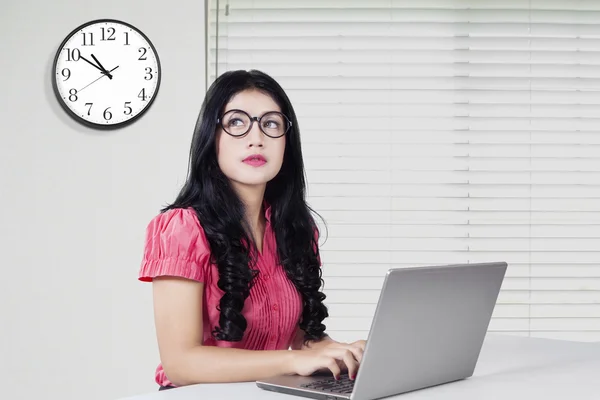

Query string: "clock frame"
[[52, 19, 161, 129]]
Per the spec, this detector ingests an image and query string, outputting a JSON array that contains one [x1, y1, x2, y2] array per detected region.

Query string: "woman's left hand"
[[309, 339, 367, 376]]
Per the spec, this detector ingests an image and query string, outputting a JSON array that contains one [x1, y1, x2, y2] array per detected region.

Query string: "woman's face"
[[216, 89, 287, 189]]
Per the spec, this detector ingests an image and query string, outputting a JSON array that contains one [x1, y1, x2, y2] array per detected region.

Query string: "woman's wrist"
[[283, 349, 301, 375], [303, 334, 336, 350]]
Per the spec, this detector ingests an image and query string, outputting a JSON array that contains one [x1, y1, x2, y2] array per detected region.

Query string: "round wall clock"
[[52, 19, 161, 129]]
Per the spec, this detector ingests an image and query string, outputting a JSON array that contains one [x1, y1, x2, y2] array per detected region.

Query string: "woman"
[[139, 69, 365, 390]]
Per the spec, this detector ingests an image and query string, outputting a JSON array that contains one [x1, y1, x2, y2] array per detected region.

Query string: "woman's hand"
[[346, 340, 366, 352], [290, 340, 366, 380]]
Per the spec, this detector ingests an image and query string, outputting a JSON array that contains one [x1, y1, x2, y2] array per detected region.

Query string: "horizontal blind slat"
[[218, 0, 600, 11]]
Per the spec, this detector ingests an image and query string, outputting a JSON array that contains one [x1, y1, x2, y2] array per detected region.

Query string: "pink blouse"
[[138, 205, 305, 387]]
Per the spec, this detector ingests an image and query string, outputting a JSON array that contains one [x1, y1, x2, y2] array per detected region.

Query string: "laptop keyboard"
[[300, 374, 355, 394]]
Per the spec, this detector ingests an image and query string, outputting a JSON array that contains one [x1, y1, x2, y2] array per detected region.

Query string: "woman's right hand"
[[289, 343, 364, 380]]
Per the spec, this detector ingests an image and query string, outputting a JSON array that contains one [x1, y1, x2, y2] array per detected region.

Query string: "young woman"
[[138, 69, 366, 390]]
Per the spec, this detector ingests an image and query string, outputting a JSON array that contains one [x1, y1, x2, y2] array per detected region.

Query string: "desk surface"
[[120, 334, 600, 400]]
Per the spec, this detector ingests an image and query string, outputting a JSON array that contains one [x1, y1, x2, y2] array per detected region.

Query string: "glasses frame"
[[217, 109, 292, 138]]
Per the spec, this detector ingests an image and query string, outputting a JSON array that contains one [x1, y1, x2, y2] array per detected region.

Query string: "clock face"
[[52, 19, 161, 129]]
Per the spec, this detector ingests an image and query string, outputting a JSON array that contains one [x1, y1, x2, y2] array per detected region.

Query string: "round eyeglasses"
[[217, 109, 292, 138]]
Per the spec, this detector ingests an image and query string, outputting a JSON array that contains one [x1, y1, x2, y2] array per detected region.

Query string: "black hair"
[[162, 69, 329, 343]]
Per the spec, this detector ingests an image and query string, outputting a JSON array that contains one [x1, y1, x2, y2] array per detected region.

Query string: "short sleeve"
[[138, 208, 211, 283]]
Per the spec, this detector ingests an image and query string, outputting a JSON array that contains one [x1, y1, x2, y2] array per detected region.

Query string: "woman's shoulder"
[[145, 207, 202, 235], [139, 207, 211, 282]]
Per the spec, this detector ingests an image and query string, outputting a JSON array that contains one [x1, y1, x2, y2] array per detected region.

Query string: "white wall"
[[0, 2, 205, 399]]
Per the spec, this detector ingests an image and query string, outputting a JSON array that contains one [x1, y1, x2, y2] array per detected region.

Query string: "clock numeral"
[[68, 89, 78, 102], [101, 27, 116, 41], [144, 67, 153, 80], [65, 48, 80, 62], [103, 107, 113, 121], [138, 88, 148, 101], [138, 47, 148, 60], [82, 32, 94, 46], [61, 68, 71, 81], [124, 31, 130, 46], [85, 103, 93, 116], [124, 102, 133, 115]]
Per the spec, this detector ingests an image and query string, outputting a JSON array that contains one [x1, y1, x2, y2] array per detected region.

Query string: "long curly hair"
[[161, 69, 329, 343]]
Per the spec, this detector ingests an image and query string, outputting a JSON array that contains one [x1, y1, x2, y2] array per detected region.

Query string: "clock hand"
[[79, 54, 109, 77], [78, 65, 119, 92], [91, 54, 113, 79]]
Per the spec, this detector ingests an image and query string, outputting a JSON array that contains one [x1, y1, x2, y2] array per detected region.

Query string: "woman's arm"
[[152, 276, 298, 385], [152, 277, 362, 385]]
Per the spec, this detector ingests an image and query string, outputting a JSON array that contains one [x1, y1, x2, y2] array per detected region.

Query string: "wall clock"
[[52, 19, 161, 129]]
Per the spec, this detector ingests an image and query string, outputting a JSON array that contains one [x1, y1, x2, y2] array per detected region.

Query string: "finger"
[[342, 349, 360, 380], [335, 359, 346, 372], [351, 340, 366, 352], [341, 344, 364, 363], [326, 358, 342, 380], [353, 346, 365, 363]]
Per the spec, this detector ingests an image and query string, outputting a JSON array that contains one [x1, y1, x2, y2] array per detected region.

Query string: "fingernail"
[[351, 375, 356, 380]]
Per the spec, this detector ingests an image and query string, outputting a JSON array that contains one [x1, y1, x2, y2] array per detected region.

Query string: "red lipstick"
[[243, 154, 267, 167]]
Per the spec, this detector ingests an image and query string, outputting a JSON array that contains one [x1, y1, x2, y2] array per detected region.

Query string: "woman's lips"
[[243, 154, 267, 166], [243, 159, 266, 167]]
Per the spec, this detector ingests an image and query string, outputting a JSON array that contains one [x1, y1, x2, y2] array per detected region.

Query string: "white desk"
[[120, 334, 600, 400]]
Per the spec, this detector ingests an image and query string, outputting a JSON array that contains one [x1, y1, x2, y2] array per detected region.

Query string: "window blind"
[[207, 0, 600, 343]]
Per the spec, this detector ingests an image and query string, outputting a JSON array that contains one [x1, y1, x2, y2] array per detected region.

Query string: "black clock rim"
[[51, 18, 162, 130]]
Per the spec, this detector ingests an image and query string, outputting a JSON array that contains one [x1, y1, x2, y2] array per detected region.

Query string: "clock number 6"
[[104, 107, 113, 121]]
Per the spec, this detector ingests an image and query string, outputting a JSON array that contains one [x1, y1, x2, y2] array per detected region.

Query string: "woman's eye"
[[228, 118, 244, 126], [264, 120, 280, 128]]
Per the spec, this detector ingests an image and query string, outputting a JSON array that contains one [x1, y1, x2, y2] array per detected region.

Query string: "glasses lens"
[[261, 112, 288, 137], [222, 110, 250, 136]]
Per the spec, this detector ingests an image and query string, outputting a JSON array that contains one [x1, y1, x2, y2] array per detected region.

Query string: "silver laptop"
[[256, 261, 507, 400]]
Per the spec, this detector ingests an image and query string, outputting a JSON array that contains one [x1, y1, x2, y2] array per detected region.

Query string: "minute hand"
[[91, 54, 113, 79], [79, 55, 106, 75]]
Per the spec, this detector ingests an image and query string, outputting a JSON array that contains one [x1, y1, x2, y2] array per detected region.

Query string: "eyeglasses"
[[217, 109, 292, 138]]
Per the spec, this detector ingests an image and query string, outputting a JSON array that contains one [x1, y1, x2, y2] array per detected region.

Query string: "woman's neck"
[[230, 181, 267, 251]]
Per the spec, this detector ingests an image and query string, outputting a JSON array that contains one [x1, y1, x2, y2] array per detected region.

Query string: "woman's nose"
[[247, 121, 264, 147]]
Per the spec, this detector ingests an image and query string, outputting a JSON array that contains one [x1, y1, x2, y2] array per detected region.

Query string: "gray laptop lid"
[[350, 262, 507, 400]]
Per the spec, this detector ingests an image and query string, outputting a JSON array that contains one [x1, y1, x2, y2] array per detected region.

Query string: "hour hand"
[[80, 55, 104, 73], [91, 54, 113, 79]]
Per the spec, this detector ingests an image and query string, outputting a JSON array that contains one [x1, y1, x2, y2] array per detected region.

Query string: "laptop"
[[256, 261, 508, 400]]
